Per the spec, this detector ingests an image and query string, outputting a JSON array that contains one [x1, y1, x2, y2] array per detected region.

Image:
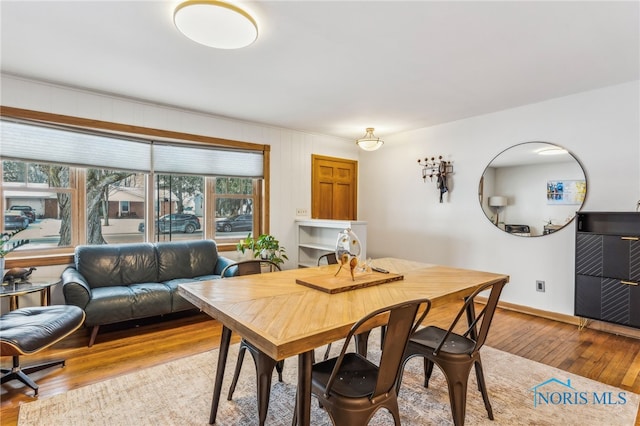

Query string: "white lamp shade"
[[489, 196, 508, 207], [174, 1, 258, 49], [356, 139, 384, 151], [356, 128, 384, 151]]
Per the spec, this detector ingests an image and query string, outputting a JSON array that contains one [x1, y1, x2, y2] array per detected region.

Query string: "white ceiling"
[[1, 1, 638, 141]]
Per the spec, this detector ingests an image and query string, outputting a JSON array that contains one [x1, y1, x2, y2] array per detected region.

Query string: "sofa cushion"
[[156, 240, 219, 282], [83, 284, 172, 327], [75, 243, 158, 288], [84, 286, 136, 327], [162, 276, 222, 312]]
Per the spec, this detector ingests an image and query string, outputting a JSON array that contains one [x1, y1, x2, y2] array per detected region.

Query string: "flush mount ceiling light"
[[356, 128, 384, 151], [173, 1, 258, 49]]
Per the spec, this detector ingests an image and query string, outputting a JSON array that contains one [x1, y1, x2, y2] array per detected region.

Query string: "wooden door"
[[311, 155, 357, 220]]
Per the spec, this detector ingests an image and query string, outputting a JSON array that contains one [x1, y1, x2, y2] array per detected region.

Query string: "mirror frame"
[[479, 141, 587, 237]]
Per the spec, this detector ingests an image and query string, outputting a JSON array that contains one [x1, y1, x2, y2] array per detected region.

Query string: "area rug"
[[18, 334, 639, 426]]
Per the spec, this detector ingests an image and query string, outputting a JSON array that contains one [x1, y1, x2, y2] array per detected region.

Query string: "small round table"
[[0, 278, 60, 311]]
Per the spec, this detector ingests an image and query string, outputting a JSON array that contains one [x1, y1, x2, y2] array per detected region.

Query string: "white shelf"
[[295, 219, 367, 268]]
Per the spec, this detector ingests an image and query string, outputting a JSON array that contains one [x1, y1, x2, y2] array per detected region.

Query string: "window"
[[151, 174, 204, 242], [86, 169, 146, 245], [0, 111, 269, 262], [214, 177, 256, 238], [2, 160, 74, 253]]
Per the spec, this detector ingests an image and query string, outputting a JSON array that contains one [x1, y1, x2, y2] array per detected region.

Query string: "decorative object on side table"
[[236, 233, 288, 266], [3, 267, 37, 283]]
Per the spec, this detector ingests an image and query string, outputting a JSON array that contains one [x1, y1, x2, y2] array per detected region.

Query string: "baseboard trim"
[[476, 297, 640, 340]]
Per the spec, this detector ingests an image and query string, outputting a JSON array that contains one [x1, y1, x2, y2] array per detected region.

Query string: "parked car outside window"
[[9, 205, 36, 222], [216, 214, 253, 232], [138, 213, 201, 234], [4, 211, 30, 230]]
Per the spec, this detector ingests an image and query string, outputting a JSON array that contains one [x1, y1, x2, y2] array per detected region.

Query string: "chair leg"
[[253, 350, 279, 426], [424, 358, 434, 388], [227, 344, 248, 400], [473, 358, 494, 420], [440, 361, 474, 426], [275, 360, 284, 382], [1, 355, 66, 396], [228, 339, 279, 426]]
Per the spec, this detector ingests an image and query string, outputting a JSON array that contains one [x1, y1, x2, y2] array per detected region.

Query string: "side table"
[[0, 278, 60, 311]]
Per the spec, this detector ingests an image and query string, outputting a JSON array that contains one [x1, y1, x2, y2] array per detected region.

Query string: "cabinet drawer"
[[576, 233, 640, 280], [575, 275, 640, 328]]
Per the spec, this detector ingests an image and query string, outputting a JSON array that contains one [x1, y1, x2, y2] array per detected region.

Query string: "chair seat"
[[410, 326, 476, 356], [312, 353, 379, 398], [1, 305, 85, 396], [1, 305, 86, 355]]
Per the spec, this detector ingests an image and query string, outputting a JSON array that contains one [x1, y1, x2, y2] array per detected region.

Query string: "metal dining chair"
[[294, 298, 432, 425], [397, 280, 507, 426], [317, 252, 338, 266], [222, 259, 283, 426]]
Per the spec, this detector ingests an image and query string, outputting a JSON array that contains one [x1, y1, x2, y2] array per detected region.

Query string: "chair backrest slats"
[[325, 298, 431, 401], [221, 260, 281, 277], [433, 280, 506, 355]]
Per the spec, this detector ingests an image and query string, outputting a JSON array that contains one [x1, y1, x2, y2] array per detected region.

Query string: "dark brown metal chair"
[[1, 305, 85, 396], [304, 298, 432, 425], [398, 280, 507, 426], [222, 260, 283, 426], [221, 259, 281, 277], [317, 252, 338, 266]]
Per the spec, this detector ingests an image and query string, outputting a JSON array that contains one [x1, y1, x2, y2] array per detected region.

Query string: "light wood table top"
[[179, 257, 509, 360], [179, 258, 509, 426]]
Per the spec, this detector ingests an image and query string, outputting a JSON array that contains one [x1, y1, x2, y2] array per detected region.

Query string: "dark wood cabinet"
[[575, 212, 640, 328]]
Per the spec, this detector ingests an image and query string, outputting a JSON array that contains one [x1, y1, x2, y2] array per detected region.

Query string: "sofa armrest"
[[215, 256, 237, 277], [61, 267, 92, 309]]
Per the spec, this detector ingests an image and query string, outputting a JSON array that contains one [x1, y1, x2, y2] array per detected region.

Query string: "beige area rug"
[[18, 333, 639, 426]]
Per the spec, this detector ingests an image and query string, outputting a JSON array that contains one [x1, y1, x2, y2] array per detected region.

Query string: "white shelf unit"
[[296, 219, 367, 268]]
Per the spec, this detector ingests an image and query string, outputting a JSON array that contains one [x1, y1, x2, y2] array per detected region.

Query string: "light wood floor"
[[2, 306, 639, 426]]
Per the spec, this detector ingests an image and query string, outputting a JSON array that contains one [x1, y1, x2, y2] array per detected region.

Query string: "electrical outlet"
[[296, 208, 308, 216], [536, 280, 545, 292]]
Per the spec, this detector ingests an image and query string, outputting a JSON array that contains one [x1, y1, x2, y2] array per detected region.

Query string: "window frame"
[[0, 106, 271, 268]]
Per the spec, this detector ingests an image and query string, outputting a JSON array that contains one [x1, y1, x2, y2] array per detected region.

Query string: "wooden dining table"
[[178, 257, 509, 426]]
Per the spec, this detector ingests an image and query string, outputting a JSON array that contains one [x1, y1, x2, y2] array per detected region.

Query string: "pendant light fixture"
[[173, 1, 258, 49], [356, 128, 384, 151]]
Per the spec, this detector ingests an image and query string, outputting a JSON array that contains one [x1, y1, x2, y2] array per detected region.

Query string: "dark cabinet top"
[[576, 212, 639, 236]]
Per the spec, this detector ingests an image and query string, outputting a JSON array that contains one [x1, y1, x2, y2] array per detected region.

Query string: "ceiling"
[[1, 1, 638, 142]]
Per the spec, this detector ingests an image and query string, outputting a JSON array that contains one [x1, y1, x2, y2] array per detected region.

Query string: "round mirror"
[[479, 142, 587, 237]]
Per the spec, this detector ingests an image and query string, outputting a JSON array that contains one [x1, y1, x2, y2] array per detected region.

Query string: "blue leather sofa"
[[61, 239, 234, 346]]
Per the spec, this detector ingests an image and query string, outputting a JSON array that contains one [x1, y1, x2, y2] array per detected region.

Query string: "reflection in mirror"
[[479, 142, 587, 237]]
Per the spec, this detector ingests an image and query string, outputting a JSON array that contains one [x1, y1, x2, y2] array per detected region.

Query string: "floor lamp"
[[489, 196, 507, 226]]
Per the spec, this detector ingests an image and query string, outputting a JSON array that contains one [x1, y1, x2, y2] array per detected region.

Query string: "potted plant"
[[1, 228, 30, 275], [236, 233, 288, 266]]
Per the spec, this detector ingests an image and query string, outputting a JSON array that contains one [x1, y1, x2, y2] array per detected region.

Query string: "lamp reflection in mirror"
[[356, 128, 384, 151], [489, 196, 507, 226]]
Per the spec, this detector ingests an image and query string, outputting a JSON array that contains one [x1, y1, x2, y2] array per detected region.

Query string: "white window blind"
[[152, 143, 263, 178], [1, 120, 264, 178], [1, 120, 151, 172]]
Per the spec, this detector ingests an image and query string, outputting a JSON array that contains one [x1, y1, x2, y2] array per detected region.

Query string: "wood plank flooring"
[[1, 306, 639, 425]]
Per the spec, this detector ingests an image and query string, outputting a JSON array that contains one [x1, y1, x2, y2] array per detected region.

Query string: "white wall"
[[0, 74, 358, 306], [2, 75, 639, 318], [359, 81, 640, 316]]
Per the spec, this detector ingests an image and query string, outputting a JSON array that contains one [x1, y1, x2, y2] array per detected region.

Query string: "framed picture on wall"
[[547, 180, 586, 205]]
